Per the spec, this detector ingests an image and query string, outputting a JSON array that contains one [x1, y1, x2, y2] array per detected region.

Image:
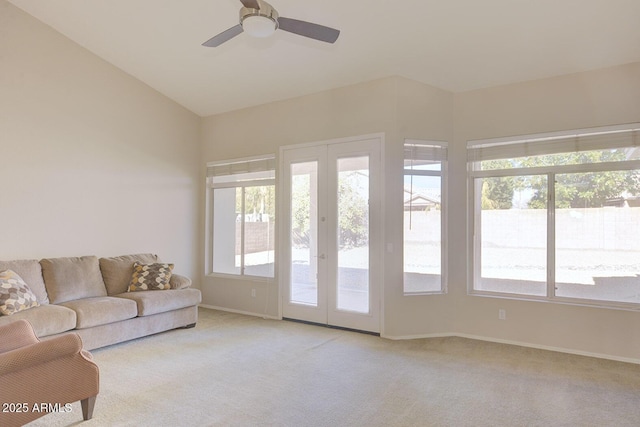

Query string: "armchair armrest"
[[0, 319, 39, 353], [0, 333, 84, 376], [170, 273, 192, 289]]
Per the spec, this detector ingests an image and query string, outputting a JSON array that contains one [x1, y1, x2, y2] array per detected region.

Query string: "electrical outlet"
[[498, 309, 506, 320], [251, 289, 256, 298]]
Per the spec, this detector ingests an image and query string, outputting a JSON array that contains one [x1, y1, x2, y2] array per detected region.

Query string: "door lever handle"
[[314, 254, 326, 260]]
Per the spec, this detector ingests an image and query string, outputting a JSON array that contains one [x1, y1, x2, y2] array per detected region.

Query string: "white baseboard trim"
[[382, 332, 456, 340], [383, 331, 640, 365], [198, 304, 280, 320]]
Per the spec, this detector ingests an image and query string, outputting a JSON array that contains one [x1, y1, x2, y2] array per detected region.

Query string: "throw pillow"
[[128, 262, 174, 292], [0, 269, 40, 316], [99, 253, 159, 295]]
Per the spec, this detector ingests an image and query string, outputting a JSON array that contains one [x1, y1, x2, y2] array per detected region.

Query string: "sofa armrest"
[[169, 273, 192, 289], [0, 333, 84, 376], [0, 319, 39, 353]]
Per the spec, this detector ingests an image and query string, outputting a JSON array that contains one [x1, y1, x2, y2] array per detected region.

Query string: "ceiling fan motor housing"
[[240, 0, 279, 34]]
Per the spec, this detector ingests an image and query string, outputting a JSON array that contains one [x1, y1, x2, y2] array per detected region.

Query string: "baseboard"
[[383, 331, 640, 365], [198, 304, 280, 320], [382, 332, 456, 340]]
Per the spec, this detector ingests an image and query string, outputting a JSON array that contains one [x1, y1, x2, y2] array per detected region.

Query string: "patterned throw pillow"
[[0, 269, 40, 315], [128, 262, 174, 292]]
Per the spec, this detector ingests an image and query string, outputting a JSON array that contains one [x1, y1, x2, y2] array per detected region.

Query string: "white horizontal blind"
[[467, 126, 640, 163], [404, 141, 448, 163], [207, 156, 276, 178]]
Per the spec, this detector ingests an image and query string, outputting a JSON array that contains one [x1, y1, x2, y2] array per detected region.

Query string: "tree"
[[291, 175, 311, 247], [480, 160, 515, 209], [338, 172, 368, 248], [237, 185, 275, 220], [290, 171, 369, 249], [481, 177, 514, 209], [522, 150, 640, 208]]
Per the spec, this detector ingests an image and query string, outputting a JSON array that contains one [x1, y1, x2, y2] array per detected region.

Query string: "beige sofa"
[[0, 254, 201, 350]]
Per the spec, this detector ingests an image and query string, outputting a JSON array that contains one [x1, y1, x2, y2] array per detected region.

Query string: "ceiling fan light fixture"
[[203, 0, 340, 48], [242, 15, 277, 38]]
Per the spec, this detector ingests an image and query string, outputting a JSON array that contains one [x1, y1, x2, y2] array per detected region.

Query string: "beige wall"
[[451, 62, 640, 361], [0, 1, 201, 279], [202, 62, 640, 362], [200, 76, 455, 334]]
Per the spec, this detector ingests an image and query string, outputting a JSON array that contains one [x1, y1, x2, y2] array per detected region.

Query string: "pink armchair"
[[0, 319, 99, 427]]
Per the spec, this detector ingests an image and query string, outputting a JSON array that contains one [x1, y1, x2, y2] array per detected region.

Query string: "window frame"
[[403, 139, 448, 295], [206, 155, 276, 281], [467, 124, 640, 310]]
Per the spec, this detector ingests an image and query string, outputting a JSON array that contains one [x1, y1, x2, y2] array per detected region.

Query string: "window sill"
[[206, 272, 275, 283], [403, 290, 447, 296], [468, 289, 640, 312]]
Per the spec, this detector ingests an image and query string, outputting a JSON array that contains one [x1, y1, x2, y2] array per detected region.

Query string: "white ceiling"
[[8, 0, 640, 117]]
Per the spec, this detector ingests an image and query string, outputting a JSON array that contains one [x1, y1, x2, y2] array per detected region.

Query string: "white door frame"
[[278, 133, 385, 333]]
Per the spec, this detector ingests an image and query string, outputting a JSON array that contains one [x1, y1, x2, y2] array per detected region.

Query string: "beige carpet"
[[27, 308, 640, 427]]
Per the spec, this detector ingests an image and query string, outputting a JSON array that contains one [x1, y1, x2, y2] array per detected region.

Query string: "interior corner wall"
[[200, 76, 455, 331], [0, 1, 201, 280], [382, 77, 455, 337], [451, 62, 640, 361]]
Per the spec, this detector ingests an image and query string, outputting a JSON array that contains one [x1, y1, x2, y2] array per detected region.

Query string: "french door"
[[280, 137, 382, 333]]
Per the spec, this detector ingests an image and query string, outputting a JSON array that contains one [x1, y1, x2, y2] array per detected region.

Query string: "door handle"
[[314, 254, 326, 260]]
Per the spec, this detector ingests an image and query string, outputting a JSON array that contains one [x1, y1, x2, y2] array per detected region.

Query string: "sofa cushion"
[[115, 288, 201, 317], [99, 254, 159, 295], [60, 296, 138, 329], [0, 270, 40, 315], [129, 262, 173, 292], [40, 256, 107, 304], [0, 304, 76, 337], [0, 259, 49, 304]]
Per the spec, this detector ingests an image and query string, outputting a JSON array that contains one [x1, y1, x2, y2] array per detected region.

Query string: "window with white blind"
[[468, 124, 640, 308], [404, 140, 447, 294], [206, 156, 276, 279]]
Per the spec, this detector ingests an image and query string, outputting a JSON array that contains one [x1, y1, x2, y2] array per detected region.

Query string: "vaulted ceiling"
[[8, 0, 640, 116]]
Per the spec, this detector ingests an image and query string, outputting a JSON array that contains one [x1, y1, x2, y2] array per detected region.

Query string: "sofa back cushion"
[[99, 254, 158, 295], [40, 256, 107, 304], [0, 259, 49, 304]]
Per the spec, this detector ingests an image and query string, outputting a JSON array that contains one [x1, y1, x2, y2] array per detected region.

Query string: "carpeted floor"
[[27, 308, 640, 426]]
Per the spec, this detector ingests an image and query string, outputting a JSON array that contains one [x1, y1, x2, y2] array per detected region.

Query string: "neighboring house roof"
[[404, 187, 440, 209]]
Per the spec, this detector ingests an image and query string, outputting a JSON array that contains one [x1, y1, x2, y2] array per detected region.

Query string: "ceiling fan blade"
[[202, 24, 243, 47], [277, 17, 340, 44], [240, 0, 260, 9]]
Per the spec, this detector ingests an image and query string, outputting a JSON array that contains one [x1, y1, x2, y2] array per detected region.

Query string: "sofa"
[[0, 254, 201, 350]]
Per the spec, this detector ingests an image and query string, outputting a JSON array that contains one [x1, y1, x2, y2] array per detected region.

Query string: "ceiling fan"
[[202, 0, 340, 47]]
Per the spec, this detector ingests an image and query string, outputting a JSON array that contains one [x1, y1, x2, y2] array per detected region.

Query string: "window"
[[468, 124, 640, 308], [207, 156, 275, 279], [403, 140, 447, 294]]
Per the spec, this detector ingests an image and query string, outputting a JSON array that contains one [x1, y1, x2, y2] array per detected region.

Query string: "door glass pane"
[[243, 185, 275, 278], [290, 162, 318, 306], [337, 156, 369, 313], [476, 175, 547, 296], [555, 171, 640, 303], [212, 187, 241, 275]]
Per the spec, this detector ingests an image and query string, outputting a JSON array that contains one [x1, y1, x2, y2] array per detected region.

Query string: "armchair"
[[0, 319, 99, 427]]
